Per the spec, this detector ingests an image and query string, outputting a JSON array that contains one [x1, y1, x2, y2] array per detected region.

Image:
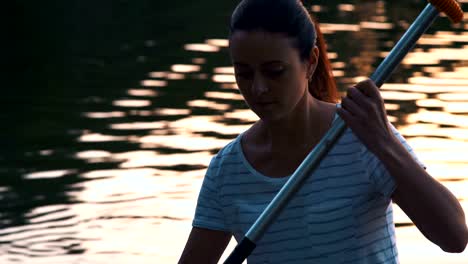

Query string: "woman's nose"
[[252, 75, 269, 96]]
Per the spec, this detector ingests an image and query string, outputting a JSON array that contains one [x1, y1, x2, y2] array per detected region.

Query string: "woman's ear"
[[307, 46, 319, 79]]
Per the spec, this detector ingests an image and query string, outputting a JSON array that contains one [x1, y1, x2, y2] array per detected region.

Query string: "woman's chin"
[[254, 110, 283, 122]]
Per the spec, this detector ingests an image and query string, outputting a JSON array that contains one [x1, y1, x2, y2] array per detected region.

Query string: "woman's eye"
[[234, 69, 284, 79], [266, 70, 284, 77], [235, 72, 254, 79]]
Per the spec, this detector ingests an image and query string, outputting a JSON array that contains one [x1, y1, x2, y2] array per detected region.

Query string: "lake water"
[[4, 0, 468, 263]]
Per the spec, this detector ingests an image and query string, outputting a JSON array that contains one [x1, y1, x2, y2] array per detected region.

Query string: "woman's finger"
[[337, 106, 356, 126], [347, 87, 373, 112], [341, 94, 367, 120], [354, 79, 381, 100]]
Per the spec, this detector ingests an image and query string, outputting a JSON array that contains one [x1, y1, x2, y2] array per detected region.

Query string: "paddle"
[[224, 1, 464, 263]]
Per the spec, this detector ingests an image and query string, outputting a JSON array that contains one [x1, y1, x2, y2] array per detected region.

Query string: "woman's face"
[[229, 30, 317, 121]]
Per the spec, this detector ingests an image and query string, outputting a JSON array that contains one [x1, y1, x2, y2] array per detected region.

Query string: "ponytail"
[[308, 16, 339, 103]]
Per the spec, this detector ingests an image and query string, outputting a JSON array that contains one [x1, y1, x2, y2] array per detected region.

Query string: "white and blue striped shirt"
[[193, 124, 424, 263]]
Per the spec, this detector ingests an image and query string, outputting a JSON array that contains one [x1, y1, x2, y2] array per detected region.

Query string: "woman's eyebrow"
[[233, 60, 285, 67]]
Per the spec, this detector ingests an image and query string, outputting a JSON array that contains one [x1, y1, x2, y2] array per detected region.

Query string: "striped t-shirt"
[[193, 123, 424, 263]]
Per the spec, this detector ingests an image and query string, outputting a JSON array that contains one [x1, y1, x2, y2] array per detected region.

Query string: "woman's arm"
[[178, 227, 232, 264], [338, 79, 468, 253], [382, 138, 467, 252]]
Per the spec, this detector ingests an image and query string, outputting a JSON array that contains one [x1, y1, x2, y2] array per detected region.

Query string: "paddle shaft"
[[224, 4, 440, 264]]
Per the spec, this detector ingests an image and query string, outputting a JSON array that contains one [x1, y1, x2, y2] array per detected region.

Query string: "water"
[[4, 0, 468, 263]]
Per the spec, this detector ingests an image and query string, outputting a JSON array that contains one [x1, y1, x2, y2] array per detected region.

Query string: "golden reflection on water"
[[76, 150, 112, 160], [112, 99, 152, 108], [437, 93, 468, 100], [153, 108, 191, 115], [332, 70, 345, 77], [116, 151, 213, 169], [78, 133, 127, 142], [127, 89, 158, 97], [407, 110, 468, 127], [359, 21, 393, 30], [83, 111, 126, 118], [81, 170, 159, 199], [384, 103, 400, 111], [184, 43, 220, 52], [410, 76, 468, 85], [187, 99, 231, 110], [337, 4, 355, 12], [192, 73, 209, 80], [212, 74, 236, 83], [434, 68, 468, 79], [400, 123, 468, 140], [213, 66, 234, 74], [415, 147, 468, 164], [192, 58, 206, 64], [320, 23, 360, 33], [223, 109, 259, 122], [145, 135, 218, 151], [403, 43, 468, 66], [434, 31, 468, 42], [418, 36, 454, 45], [382, 83, 468, 93], [220, 83, 239, 90], [332, 61, 346, 69], [24, 170, 77, 180], [402, 53, 441, 65], [148, 71, 169, 78], [381, 90, 427, 100], [168, 115, 251, 135], [166, 73, 187, 80], [68, 166, 206, 263], [205, 39, 229, 47], [417, 99, 468, 113], [204, 91, 244, 100], [308, 5, 321, 12], [140, 79, 168, 87], [110, 121, 167, 130], [170, 64, 201, 73]]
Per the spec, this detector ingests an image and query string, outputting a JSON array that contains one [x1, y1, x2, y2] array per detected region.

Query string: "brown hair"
[[229, 0, 338, 103], [308, 16, 338, 103]]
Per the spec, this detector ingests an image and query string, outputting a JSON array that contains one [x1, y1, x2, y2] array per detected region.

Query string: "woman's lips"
[[256, 101, 277, 107]]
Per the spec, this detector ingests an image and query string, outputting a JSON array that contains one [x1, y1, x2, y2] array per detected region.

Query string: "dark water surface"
[[5, 0, 468, 263]]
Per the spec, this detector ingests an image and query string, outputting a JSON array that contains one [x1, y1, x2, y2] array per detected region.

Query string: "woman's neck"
[[254, 93, 336, 155]]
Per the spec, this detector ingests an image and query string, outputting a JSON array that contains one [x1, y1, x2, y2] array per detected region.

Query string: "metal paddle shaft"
[[224, 4, 442, 264]]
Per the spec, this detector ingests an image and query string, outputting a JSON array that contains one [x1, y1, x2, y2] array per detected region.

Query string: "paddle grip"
[[429, 0, 464, 23]]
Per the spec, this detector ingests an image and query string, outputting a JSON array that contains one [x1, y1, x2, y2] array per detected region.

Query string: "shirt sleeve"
[[192, 156, 229, 232], [361, 123, 426, 199]]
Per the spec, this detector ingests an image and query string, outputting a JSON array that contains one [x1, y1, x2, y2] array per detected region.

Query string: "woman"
[[179, 0, 467, 263]]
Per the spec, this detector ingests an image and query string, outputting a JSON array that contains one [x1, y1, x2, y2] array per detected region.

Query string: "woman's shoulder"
[[213, 122, 259, 159], [205, 133, 247, 182], [210, 133, 245, 164]]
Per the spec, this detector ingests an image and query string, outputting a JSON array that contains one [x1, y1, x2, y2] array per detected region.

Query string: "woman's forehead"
[[229, 30, 298, 64]]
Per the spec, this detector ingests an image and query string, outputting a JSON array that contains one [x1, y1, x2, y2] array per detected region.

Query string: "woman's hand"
[[337, 79, 468, 252], [337, 78, 397, 155]]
